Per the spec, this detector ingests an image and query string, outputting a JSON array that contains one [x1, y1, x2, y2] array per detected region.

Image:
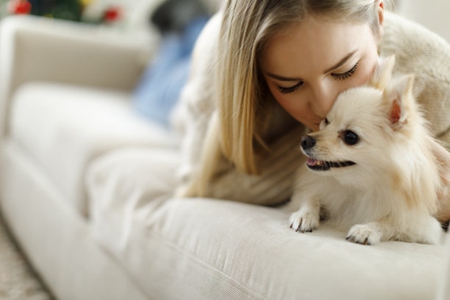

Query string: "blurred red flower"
[[8, 0, 32, 15]]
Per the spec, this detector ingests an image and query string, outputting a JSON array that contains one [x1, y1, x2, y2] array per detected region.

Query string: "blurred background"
[[0, 1, 448, 42], [0, 0, 131, 23], [395, 0, 450, 43], [0, 0, 222, 30]]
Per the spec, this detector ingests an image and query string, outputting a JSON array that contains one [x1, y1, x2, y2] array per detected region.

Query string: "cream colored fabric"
[[174, 11, 450, 206], [0, 15, 154, 136], [0, 140, 148, 300], [87, 147, 448, 300], [9, 82, 178, 216], [437, 231, 450, 300], [396, 0, 450, 43], [379, 12, 450, 141]]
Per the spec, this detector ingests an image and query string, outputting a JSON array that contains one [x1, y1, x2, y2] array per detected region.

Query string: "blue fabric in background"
[[132, 17, 209, 127]]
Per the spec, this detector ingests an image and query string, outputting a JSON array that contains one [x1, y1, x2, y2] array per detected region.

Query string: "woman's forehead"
[[260, 18, 375, 76]]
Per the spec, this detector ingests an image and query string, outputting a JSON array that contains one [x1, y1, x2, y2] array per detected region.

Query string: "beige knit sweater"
[[172, 11, 450, 205]]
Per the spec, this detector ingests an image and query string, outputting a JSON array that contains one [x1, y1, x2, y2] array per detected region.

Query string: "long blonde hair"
[[188, 0, 390, 197]]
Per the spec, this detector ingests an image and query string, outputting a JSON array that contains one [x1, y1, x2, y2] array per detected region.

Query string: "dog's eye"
[[325, 118, 329, 125], [342, 130, 359, 146]]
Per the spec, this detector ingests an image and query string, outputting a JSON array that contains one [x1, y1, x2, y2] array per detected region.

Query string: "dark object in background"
[[133, 0, 210, 127], [151, 0, 209, 34], [28, 0, 82, 21]]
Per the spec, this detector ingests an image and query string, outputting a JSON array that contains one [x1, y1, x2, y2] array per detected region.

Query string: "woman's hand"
[[431, 141, 450, 224]]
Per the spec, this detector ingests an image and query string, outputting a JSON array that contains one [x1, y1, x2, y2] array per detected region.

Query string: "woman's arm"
[[196, 123, 305, 206], [170, 12, 221, 189]]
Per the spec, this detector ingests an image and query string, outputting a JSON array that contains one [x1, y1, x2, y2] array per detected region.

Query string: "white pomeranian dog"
[[289, 56, 444, 245]]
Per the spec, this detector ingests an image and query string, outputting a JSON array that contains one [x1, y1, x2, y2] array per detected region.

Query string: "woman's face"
[[260, 16, 381, 131]]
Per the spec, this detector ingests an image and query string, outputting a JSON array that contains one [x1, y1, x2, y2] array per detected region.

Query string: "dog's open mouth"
[[306, 157, 356, 171]]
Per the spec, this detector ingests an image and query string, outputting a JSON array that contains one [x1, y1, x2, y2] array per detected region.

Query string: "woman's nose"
[[309, 84, 335, 118]]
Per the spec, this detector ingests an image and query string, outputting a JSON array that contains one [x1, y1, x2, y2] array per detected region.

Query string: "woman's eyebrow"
[[323, 50, 357, 73]]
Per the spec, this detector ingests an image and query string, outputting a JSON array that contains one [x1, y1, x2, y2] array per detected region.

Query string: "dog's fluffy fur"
[[289, 56, 444, 245]]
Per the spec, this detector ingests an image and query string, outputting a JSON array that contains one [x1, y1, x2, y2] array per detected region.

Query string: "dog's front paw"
[[289, 210, 319, 233], [346, 224, 382, 245]]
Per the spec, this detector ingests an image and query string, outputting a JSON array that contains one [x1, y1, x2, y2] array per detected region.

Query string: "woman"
[[172, 0, 450, 224]]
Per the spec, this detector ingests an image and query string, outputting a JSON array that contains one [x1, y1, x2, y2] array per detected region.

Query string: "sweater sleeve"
[[170, 12, 219, 188], [203, 125, 305, 206]]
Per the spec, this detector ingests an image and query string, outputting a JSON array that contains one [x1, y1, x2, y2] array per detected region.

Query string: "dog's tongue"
[[307, 157, 319, 167]]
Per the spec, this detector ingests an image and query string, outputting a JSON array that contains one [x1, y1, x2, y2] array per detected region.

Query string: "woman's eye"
[[331, 63, 358, 81], [277, 81, 303, 94]]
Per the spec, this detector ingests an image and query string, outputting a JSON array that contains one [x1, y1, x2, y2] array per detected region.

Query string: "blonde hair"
[[188, 0, 390, 197]]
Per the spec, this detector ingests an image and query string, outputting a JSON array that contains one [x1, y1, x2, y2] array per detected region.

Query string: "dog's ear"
[[369, 55, 395, 90], [383, 74, 415, 130]]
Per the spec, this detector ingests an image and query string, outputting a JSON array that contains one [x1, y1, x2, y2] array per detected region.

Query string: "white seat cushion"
[[9, 82, 178, 217], [87, 147, 448, 300], [439, 235, 450, 299]]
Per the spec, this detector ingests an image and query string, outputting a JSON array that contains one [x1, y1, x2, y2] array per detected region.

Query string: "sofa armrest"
[[0, 15, 158, 135]]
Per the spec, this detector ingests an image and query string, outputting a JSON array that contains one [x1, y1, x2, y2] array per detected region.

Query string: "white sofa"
[[0, 11, 450, 300]]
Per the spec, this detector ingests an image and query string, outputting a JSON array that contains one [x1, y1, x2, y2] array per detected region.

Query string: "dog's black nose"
[[301, 135, 316, 150]]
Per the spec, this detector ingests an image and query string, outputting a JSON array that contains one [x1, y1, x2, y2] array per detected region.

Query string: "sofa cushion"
[[9, 82, 179, 217], [439, 236, 450, 299], [86, 147, 449, 300]]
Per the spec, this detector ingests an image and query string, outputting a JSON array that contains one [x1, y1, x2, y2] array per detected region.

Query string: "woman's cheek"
[[359, 55, 380, 84]]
